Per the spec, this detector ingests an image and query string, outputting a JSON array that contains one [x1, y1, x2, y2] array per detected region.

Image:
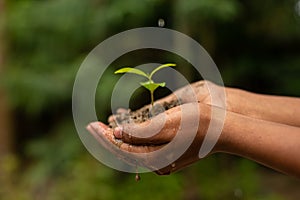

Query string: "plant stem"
[[150, 90, 154, 107]]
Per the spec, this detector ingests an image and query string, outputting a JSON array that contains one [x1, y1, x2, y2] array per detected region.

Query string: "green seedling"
[[114, 63, 176, 106]]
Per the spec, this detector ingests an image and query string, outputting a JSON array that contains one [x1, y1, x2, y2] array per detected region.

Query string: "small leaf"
[[157, 82, 166, 87], [114, 67, 148, 78], [140, 81, 166, 92], [149, 63, 176, 79]]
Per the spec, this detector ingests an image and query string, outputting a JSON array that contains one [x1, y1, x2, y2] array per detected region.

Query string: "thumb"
[[113, 107, 182, 145]]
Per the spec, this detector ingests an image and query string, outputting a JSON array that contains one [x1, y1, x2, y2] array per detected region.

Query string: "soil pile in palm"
[[109, 99, 180, 128]]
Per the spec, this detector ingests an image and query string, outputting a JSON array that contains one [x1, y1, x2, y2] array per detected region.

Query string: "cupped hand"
[[87, 102, 218, 175], [108, 80, 226, 127]]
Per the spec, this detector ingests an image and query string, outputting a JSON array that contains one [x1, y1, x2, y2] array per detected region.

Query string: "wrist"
[[200, 104, 229, 155], [226, 87, 260, 118], [225, 87, 243, 113], [211, 109, 241, 155]]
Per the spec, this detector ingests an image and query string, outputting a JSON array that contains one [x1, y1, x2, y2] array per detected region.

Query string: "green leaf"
[[149, 63, 176, 79], [114, 67, 148, 78], [140, 81, 166, 92]]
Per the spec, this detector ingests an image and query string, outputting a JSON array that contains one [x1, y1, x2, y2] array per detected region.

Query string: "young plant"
[[114, 63, 176, 106]]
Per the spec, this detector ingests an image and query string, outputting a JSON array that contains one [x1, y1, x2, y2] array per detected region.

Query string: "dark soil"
[[109, 99, 181, 128]]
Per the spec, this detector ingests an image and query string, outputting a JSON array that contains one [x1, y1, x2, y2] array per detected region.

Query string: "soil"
[[109, 99, 181, 128]]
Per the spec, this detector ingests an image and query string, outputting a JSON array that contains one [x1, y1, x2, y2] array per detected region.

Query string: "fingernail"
[[88, 122, 103, 134], [86, 124, 92, 131], [108, 115, 116, 122], [117, 108, 127, 114], [98, 122, 106, 130], [89, 123, 98, 132], [114, 127, 123, 139], [89, 122, 97, 129]]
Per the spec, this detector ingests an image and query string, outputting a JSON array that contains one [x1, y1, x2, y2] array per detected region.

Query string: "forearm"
[[226, 88, 300, 127], [219, 110, 300, 178]]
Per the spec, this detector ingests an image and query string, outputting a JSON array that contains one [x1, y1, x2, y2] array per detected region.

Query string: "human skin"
[[86, 81, 300, 178], [140, 80, 300, 127]]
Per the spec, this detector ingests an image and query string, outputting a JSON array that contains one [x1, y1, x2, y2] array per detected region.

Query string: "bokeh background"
[[1, 0, 300, 199]]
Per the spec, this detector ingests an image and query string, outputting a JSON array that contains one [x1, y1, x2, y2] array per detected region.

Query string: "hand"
[[108, 80, 226, 128], [87, 80, 300, 178], [87, 102, 218, 175]]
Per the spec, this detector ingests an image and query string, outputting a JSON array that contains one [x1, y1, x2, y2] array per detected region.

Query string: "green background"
[[0, 0, 300, 199]]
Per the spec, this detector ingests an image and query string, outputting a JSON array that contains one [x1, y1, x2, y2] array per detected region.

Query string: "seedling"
[[114, 63, 176, 106]]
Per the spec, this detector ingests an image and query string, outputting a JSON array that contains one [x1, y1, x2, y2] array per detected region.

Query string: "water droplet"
[[135, 173, 141, 181], [234, 188, 243, 198], [158, 18, 165, 27], [171, 163, 176, 168]]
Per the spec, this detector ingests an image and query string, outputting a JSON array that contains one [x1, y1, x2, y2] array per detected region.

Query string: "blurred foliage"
[[1, 0, 300, 199]]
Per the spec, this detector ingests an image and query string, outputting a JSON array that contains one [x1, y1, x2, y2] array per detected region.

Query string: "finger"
[[118, 141, 163, 153], [87, 115, 201, 174], [87, 121, 165, 169], [153, 80, 209, 105], [116, 108, 130, 114], [87, 122, 163, 153], [108, 80, 211, 129], [153, 154, 191, 176], [108, 108, 132, 128], [114, 102, 202, 146], [87, 122, 121, 147], [113, 106, 182, 145], [108, 108, 130, 122], [173, 80, 206, 103]]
